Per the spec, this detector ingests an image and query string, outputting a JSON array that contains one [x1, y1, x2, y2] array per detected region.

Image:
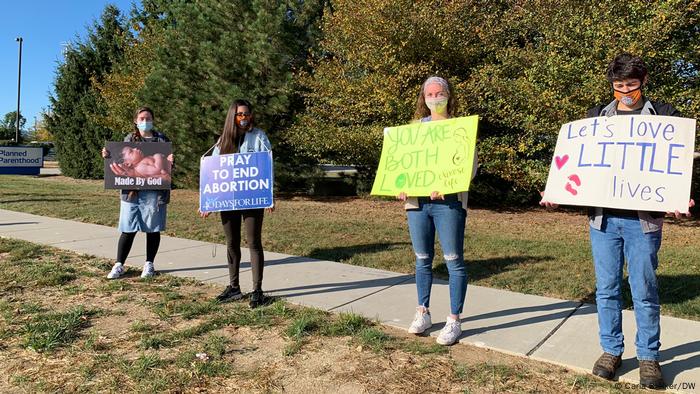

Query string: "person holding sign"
[[101, 107, 174, 279], [199, 99, 273, 308], [541, 53, 693, 389], [398, 76, 477, 346]]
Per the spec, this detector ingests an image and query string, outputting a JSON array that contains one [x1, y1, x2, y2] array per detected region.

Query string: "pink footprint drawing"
[[565, 174, 581, 196]]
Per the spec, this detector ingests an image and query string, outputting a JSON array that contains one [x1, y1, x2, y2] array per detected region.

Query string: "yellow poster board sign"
[[371, 116, 478, 196]]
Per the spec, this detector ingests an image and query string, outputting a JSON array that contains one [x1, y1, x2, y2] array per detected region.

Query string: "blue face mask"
[[137, 121, 153, 132]]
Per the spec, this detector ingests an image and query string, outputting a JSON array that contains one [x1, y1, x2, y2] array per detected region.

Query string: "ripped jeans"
[[407, 198, 467, 315]]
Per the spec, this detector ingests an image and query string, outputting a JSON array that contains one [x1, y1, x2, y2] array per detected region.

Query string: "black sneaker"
[[216, 285, 243, 302], [249, 289, 266, 309]]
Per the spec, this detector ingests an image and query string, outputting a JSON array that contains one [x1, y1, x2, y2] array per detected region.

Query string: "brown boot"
[[639, 360, 665, 389], [592, 352, 621, 380]]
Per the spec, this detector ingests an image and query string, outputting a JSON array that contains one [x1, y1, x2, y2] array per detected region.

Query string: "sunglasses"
[[235, 112, 251, 118]]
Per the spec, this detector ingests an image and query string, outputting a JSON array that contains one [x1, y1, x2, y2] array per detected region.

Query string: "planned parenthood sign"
[[0, 146, 43, 175]]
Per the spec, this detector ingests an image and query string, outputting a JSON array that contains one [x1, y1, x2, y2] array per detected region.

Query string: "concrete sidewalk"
[[1, 208, 698, 392]]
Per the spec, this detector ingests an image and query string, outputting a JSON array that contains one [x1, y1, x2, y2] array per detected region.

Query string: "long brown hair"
[[131, 106, 155, 142], [219, 99, 254, 154], [413, 76, 458, 120]]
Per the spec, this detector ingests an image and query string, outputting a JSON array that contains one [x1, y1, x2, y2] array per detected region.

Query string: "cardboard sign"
[[199, 151, 274, 212], [104, 142, 172, 190], [371, 116, 478, 196], [543, 115, 696, 212], [0, 146, 43, 175]]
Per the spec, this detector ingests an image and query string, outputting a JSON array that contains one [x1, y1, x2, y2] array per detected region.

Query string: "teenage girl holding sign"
[[200, 99, 274, 308], [399, 76, 478, 345]]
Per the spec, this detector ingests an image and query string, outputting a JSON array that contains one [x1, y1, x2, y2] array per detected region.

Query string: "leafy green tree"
[[288, 0, 699, 202], [138, 0, 325, 186], [0, 111, 26, 142], [47, 5, 129, 178]]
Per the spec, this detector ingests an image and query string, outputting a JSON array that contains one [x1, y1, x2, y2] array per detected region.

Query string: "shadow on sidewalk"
[[0, 222, 39, 226], [427, 301, 593, 340], [268, 274, 414, 300], [158, 256, 318, 275], [615, 340, 700, 383]]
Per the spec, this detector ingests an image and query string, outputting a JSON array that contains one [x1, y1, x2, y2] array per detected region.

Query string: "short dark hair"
[[606, 53, 648, 83]]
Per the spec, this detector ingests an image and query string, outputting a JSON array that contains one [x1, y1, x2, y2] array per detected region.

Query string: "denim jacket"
[[587, 99, 677, 233], [119, 131, 171, 205], [212, 128, 271, 156]]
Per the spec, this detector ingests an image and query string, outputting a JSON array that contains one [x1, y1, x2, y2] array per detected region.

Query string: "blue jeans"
[[407, 199, 467, 315], [589, 215, 662, 361]]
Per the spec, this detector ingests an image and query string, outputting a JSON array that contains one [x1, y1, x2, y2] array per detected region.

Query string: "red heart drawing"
[[555, 155, 569, 170]]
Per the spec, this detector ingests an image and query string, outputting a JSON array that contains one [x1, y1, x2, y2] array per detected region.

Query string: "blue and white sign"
[[0, 146, 43, 175], [199, 151, 274, 212]]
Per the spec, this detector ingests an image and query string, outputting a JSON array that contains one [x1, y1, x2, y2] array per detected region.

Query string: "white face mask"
[[425, 97, 448, 113], [137, 121, 153, 132]]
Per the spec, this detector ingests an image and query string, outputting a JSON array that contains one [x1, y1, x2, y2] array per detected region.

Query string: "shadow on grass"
[[433, 255, 553, 281], [580, 274, 700, 311], [308, 242, 411, 262], [0, 198, 82, 204]]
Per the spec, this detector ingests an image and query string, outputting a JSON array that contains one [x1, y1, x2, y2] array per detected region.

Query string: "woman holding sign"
[[101, 106, 173, 279], [399, 76, 477, 345], [200, 99, 273, 308]]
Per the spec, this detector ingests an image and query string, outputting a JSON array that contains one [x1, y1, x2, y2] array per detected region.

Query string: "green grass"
[[3, 175, 700, 319], [0, 238, 637, 394], [21, 306, 97, 352]]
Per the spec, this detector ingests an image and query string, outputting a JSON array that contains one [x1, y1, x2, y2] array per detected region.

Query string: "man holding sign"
[[542, 53, 695, 388]]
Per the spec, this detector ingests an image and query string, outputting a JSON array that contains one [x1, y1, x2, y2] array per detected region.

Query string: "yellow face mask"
[[613, 86, 642, 107]]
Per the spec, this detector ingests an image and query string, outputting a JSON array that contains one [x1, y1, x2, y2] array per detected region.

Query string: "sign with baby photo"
[[542, 115, 696, 212], [371, 115, 479, 196], [104, 142, 172, 190], [199, 151, 274, 212]]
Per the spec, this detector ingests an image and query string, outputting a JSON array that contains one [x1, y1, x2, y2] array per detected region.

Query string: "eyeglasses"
[[235, 112, 251, 118]]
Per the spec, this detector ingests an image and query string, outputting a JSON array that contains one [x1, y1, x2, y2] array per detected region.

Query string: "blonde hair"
[[413, 76, 458, 120]]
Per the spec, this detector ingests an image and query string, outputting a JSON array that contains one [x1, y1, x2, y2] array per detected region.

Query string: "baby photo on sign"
[[104, 142, 172, 190]]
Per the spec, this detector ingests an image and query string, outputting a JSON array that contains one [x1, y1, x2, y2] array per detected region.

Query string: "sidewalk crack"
[[328, 275, 414, 311], [525, 302, 583, 357]]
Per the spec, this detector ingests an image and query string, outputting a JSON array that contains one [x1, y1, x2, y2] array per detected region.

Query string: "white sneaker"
[[141, 261, 155, 278], [408, 307, 432, 334], [436, 316, 462, 345], [107, 263, 124, 279]]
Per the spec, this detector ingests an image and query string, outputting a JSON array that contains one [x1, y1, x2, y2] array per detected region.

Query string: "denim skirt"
[[118, 190, 167, 232]]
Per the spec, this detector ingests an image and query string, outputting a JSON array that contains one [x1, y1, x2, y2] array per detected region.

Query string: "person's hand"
[[266, 202, 275, 214], [429, 191, 444, 200], [101, 147, 110, 159], [539, 191, 559, 209], [110, 162, 138, 177], [667, 199, 695, 219], [396, 192, 408, 201], [167, 154, 174, 165], [198, 209, 210, 218]]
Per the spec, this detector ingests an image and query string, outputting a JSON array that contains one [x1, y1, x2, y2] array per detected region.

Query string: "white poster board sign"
[[543, 115, 696, 213]]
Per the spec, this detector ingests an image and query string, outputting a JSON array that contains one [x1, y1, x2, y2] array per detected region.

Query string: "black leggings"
[[117, 232, 161, 263], [220, 209, 264, 291]]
